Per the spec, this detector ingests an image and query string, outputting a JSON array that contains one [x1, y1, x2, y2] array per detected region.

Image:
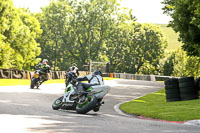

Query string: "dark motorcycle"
[[65, 72, 77, 87], [30, 70, 47, 89]]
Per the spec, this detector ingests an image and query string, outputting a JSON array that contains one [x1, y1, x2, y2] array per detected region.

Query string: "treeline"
[[0, 0, 41, 70], [1, 0, 200, 77], [161, 0, 200, 77], [35, 0, 167, 74], [0, 0, 167, 74]]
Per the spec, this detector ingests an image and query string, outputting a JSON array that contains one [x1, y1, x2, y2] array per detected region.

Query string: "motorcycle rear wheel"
[[93, 106, 100, 112], [52, 96, 64, 110], [30, 78, 37, 89], [76, 95, 98, 114]]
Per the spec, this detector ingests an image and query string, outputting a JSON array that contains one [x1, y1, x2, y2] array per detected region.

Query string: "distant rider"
[[35, 59, 50, 84], [65, 63, 79, 87]]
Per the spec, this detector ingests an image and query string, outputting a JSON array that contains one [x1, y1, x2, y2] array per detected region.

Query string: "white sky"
[[13, 0, 171, 24], [13, 0, 50, 12]]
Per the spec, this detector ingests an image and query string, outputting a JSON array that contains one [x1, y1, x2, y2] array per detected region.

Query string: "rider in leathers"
[[35, 59, 50, 84], [65, 63, 79, 87], [76, 70, 104, 94]]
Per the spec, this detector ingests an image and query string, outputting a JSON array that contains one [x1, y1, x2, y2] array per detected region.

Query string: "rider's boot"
[[40, 78, 47, 85]]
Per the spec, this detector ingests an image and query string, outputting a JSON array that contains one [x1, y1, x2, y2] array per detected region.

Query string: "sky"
[[13, 0, 172, 24]]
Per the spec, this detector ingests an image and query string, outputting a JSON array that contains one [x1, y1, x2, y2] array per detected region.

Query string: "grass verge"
[[120, 89, 200, 121], [0, 79, 65, 86], [0, 77, 116, 86]]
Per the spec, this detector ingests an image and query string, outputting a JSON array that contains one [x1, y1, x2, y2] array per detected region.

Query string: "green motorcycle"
[[52, 79, 110, 114]]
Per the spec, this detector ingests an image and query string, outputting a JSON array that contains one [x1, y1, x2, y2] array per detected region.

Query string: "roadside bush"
[[161, 48, 200, 78]]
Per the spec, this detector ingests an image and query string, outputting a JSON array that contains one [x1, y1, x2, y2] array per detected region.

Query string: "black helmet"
[[93, 70, 102, 76], [72, 63, 77, 67]]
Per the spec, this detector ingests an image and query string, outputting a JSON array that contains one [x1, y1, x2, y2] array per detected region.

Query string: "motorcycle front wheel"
[[76, 95, 98, 114], [52, 96, 64, 110]]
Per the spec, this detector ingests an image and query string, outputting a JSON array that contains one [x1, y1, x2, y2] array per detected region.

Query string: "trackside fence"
[[0, 68, 91, 80], [0, 68, 172, 81]]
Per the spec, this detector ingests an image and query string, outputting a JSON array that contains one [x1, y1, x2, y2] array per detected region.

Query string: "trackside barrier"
[[0, 68, 91, 80], [29, 71, 91, 80], [112, 73, 173, 81], [0, 68, 172, 81], [0, 69, 29, 79], [155, 75, 174, 81]]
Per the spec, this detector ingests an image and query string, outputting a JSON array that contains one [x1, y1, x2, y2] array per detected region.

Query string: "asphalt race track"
[[0, 79, 200, 133]]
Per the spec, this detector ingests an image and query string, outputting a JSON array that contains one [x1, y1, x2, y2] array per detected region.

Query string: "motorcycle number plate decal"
[[63, 103, 73, 107]]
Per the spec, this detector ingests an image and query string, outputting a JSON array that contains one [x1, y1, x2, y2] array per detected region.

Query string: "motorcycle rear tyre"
[[93, 106, 100, 112], [76, 95, 98, 114], [30, 78, 37, 89], [52, 96, 64, 110]]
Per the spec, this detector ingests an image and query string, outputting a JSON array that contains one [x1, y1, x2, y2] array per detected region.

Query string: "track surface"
[[0, 79, 199, 133]]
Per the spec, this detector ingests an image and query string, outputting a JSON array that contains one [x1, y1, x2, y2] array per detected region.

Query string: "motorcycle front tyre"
[[52, 96, 64, 110], [76, 95, 98, 114]]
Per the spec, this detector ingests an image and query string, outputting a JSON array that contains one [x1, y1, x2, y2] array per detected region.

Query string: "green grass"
[[120, 89, 200, 121], [0, 79, 65, 86], [157, 24, 182, 50], [0, 77, 116, 86]]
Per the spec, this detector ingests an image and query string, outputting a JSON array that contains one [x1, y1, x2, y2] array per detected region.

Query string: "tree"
[[37, 0, 119, 70], [0, 36, 14, 68], [37, 0, 167, 73], [0, 0, 42, 70], [36, 0, 72, 71], [161, 48, 200, 77], [0, 0, 14, 68], [160, 50, 175, 76], [15, 9, 42, 70], [65, 0, 118, 67], [106, 19, 167, 74], [135, 23, 167, 74], [162, 0, 200, 56]]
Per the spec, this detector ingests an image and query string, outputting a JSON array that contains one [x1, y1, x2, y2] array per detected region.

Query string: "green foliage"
[[162, 0, 200, 56], [137, 61, 156, 75], [161, 48, 200, 77], [0, 0, 42, 70], [160, 50, 175, 76], [107, 21, 167, 74], [36, 0, 168, 73], [37, 0, 120, 70], [65, 0, 118, 68], [170, 49, 187, 77], [174, 51, 200, 78], [0, 0, 15, 68], [0, 0, 168, 74], [36, 0, 72, 71], [158, 23, 200, 77], [0, 36, 14, 68]]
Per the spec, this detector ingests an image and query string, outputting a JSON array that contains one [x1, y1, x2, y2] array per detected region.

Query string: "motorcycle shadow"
[[30, 87, 40, 90], [57, 109, 100, 116]]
